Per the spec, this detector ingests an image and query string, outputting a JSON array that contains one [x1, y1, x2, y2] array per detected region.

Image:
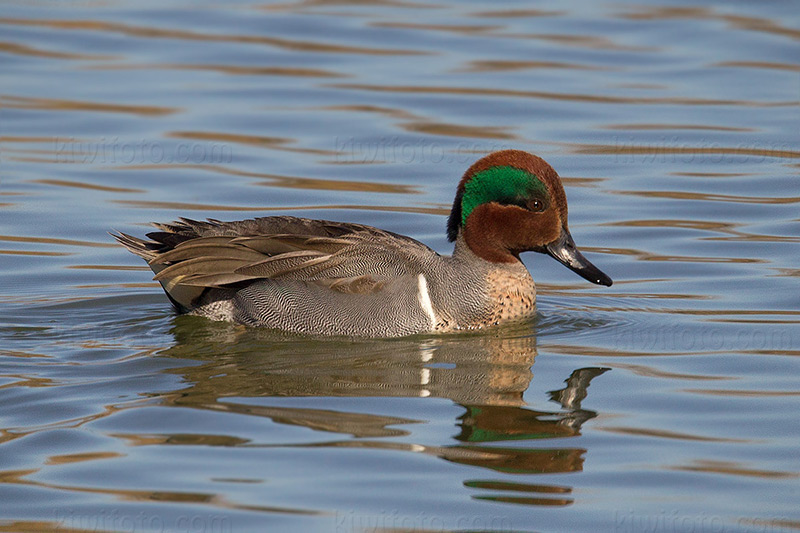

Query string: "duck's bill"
[[545, 228, 613, 287]]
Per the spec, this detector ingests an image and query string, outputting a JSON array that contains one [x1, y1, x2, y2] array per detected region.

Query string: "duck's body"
[[114, 150, 611, 337]]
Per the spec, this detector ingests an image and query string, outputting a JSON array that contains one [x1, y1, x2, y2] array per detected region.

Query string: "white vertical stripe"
[[419, 343, 435, 363], [416, 274, 437, 329], [419, 341, 434, 398], [420, 367, 431, 386]]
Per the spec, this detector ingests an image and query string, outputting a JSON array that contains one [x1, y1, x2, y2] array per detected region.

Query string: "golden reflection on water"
[[618, 6, 800, 42], [0, 467, 321, 516], [602, 123, 756, 132], [598, 426, 749, 443], [0, 40, 115, 60], [0, 17, 428, 55], [319, 103, 417, 120], [1, 136, 76, 143], [470, 9, 565, 18], [572, 142, 800, 159], [8, 156, 85, 165], [0, 250, 72, 257], [585, 245, 766, 264], [614, 190, 800, 204], [371, 20, 651, 51], [114, 163, 419, 194], [0, 235, 114, 248], [0, 95, 178, 117], [670, 172, 754, 177], [740, 519, 800, 531], [670, 460, 799, 479], [684, 389, 800, 398], [458, 59, 610, 72], [327, 83, 796, 107], [604, 362, 732, 381], [113, 199, 448, 215], [74, 282, 156, 290], [318, 103, 519, 141], [369, 22, 502, 35], [45, 451, 123, 466], [67, 264, 149, 271], [88, 62, 349, 78], [400, 121, 517, 140], [604, 219, 800, 243], [30, 179, 144, 194], [714, 61, 800, 72], [509, 32, 653, 52], [258, 0, 442, 13], [167, 131, 337, 156]]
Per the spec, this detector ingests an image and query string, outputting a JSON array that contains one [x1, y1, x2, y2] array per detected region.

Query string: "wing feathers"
[[233, 251, 332, 279], [153, 239, 265, 265], [153, 257, 256, 284], [115, 216, 437, 306]]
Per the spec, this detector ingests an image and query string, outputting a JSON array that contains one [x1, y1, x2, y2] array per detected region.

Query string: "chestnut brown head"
[[447, 150, 612, 286]]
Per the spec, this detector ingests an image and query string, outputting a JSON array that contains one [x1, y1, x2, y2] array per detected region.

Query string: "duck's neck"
[[452, 232, 522, 270], [448, 233, 536, 329]]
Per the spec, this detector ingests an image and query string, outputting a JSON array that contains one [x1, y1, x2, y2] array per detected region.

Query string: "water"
[[1, 1, 798, 531]]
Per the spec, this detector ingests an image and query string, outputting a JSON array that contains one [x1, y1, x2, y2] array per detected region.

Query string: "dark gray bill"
[[545, 227, 612, 286]]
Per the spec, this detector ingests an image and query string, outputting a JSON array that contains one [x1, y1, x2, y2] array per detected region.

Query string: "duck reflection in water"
[[158, 318, 608, 506]]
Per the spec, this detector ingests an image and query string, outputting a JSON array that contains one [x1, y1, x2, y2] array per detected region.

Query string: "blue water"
[[1, 1, 798, 531]]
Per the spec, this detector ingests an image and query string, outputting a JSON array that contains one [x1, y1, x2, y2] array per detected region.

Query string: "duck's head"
[[447, 150, 612, 286]]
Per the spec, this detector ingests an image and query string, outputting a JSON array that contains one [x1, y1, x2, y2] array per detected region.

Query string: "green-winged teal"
[[114, 150, 611, 336]]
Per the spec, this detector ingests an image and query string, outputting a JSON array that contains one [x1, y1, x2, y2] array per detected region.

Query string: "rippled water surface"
[[2, 1, 799, 531]]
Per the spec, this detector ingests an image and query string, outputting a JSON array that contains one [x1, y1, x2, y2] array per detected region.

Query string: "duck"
[[113, 150, 611, 337]]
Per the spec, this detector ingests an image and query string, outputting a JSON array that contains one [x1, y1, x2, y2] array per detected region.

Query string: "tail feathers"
[[110, 231, 162, 261], [110, 230, 206, 312]]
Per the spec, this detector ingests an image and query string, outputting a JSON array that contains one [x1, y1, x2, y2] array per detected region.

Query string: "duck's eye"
[[531, 199, 544, 212]]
